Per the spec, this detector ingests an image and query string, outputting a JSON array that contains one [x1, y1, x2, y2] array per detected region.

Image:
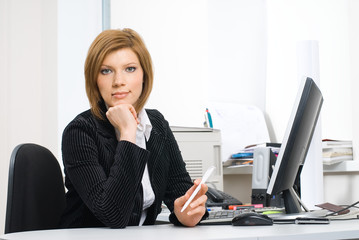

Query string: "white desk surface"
[[1, 220, 359, 240]]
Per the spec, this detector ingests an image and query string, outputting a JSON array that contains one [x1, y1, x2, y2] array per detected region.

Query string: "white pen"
[[181, 166, 216, 213]]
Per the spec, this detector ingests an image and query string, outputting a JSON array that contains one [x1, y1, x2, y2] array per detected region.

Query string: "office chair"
[[5, 143, 66, 234]]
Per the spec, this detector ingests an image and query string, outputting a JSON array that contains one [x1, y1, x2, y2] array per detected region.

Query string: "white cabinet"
[[171, 127, 223, 190]]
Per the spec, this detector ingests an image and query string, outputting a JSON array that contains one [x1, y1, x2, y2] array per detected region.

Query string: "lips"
[[112, 91, 129, 99]]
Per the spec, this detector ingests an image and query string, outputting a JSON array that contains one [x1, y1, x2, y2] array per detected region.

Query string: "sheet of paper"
[[208, 102, 270, 162]]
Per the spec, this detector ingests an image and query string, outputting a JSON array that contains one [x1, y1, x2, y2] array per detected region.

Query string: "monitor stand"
[[283, 187, 310, 214], [270, 189, 326, 223]]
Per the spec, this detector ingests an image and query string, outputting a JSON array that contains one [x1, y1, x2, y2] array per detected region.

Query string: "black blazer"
[[60, 105, 194, 228]]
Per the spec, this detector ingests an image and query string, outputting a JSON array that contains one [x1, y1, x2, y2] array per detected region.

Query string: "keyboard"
[[200, 209, 247, 225], [200, 207, 285, 225]]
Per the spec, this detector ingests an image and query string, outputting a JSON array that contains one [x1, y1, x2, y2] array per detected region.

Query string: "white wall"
[[110, 0, 268, 128], [110, 0, 210, 127], [207, 0, 267, 110], [266, 0, 353, 143], [348, 0, 359, 162], [57, 0, 102, 160], [0, 0, 58, 233], [323, 0, 359, 205], [0, 0, 102, 234]]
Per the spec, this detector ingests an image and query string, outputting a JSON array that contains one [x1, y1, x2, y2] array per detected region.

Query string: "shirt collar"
[[137, 109, 152, 141]]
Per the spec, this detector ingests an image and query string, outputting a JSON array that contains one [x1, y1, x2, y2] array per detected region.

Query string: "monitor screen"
[[266, 77, 323, 213]]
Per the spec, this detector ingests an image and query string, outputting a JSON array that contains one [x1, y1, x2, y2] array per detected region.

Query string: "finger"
[[199, 183, 208, 194], [193, 178, 201, 186], [128, 105, 139, 124], [189, 194, 208, 210], [190, 182, 208, 200], [174, 195, 193, 215], [106, 107, 115, 117], [175, 195, 187, 206], [184, 180, 207, 203], [187, 204, 207, 216], [181, 179, 206, 208], [184, 183, 198, 198]]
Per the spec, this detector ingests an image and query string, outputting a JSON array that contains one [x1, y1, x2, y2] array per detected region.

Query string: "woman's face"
[[97, 48, 144, 108]]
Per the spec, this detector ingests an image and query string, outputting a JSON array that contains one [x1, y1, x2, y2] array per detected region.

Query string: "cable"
[[325, 200, 359, 217]]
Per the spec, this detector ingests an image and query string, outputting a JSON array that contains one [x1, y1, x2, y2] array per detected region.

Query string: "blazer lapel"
[[94, 104, 118, 155]]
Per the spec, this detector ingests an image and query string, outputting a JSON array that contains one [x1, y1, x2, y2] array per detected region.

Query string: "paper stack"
[[322, 139, 353, 165]]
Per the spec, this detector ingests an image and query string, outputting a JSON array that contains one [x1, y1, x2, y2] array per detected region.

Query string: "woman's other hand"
[[173, 179, 208, 227]]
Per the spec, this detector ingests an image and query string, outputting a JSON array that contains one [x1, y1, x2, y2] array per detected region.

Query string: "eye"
[[126, 67, 136, 73], [100, 68, 112, 75]]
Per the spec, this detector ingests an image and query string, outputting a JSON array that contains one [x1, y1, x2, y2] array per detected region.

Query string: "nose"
[[112, 72, 125, 87]]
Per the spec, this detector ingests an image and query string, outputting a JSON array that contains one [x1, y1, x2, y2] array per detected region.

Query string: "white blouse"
[[114, 109, 155, 226]]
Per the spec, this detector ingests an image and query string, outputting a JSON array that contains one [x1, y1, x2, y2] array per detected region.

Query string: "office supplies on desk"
[[245, 142, 281, 149], [224, 159, 253, 168], [319, 200, 359, 220], [315, 202, 350, 215], [181, 166, 215, 212], [224, 143, 279, 168], [231, 152, 253, 159], [205, 108, 213, 128], [295, 217, 330, 224], [228, 204, 281, 210], [325, 208, 359, 220]]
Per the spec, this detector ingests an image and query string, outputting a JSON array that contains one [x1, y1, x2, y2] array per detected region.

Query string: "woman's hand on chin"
[[106, 104, 139, 143]]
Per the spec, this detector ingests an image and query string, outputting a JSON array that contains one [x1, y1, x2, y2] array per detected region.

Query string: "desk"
[[1, 220, 359, 240]]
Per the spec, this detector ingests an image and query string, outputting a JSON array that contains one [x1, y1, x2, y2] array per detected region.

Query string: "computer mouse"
[[231, 212, 273, 226]]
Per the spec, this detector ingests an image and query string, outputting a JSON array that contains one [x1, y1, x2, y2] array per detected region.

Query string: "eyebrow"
[[124, 62, 139, 66], [100, 64, 112, 68], [100, 62, 139, 68]]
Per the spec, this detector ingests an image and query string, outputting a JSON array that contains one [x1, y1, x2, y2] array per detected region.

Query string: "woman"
[[60, 28, 208, 228]]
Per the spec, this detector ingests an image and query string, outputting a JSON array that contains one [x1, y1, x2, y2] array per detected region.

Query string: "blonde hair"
[[84, 28, 153, 120]]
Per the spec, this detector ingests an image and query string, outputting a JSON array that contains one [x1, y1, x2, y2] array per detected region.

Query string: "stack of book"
[[223, 151, 254, 168], [322, 139, 353, 165], [223, 142, 281, 168]]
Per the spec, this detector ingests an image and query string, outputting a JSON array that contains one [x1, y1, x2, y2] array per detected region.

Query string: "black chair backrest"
[[5, 143, 66, 234]]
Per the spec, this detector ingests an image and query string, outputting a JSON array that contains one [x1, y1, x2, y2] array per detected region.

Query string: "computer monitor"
[[266, 77, 323, 214]]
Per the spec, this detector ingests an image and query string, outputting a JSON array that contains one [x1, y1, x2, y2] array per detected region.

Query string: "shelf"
[[223, 165, 252, 175], [323, 160, 359, 173], [223, 160, 359, 175]]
